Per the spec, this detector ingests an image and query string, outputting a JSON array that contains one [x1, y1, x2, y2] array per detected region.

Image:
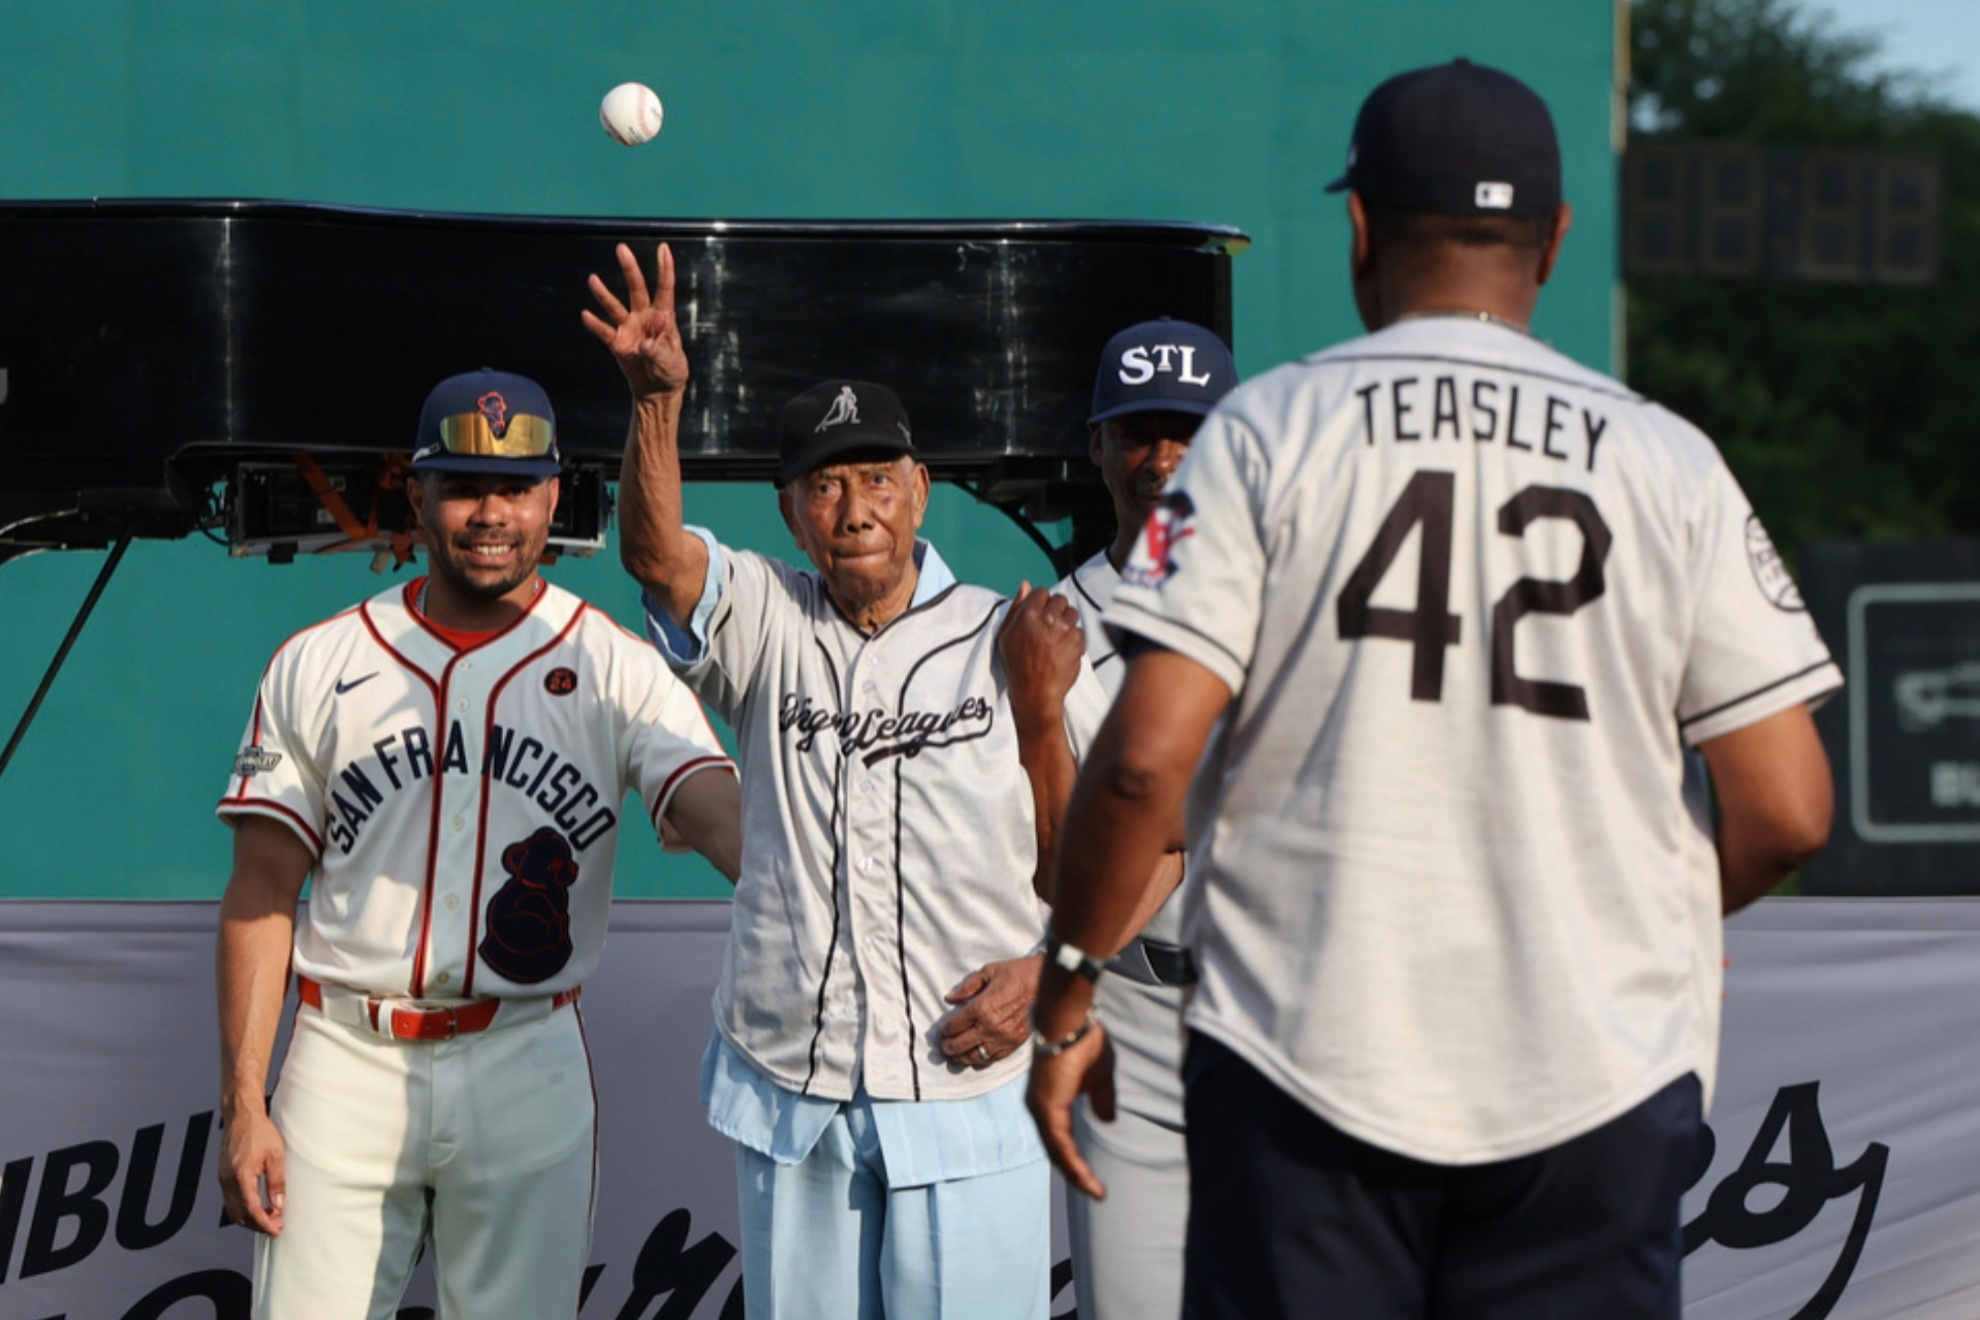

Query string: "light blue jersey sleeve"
[[642, 526, 726, 666]]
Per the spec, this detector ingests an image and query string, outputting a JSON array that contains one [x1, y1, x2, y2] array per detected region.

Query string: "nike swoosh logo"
[[335, 673, 379, 695]]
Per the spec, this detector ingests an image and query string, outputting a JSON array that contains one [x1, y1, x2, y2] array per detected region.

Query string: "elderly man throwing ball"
[[586, 242, 1106, 1320]]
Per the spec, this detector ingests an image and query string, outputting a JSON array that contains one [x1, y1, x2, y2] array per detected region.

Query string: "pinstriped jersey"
[[671, 543, 1109, 1104], [218, 577, 733, 1000], [1107, 317, 1841, 1164]]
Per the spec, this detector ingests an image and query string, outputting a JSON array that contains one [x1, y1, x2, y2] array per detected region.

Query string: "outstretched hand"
[[583, 242, 688, 399]]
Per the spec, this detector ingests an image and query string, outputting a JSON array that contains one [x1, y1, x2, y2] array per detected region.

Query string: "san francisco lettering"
[[1355, 374, 1609, 473], [323, 722, 616, 855], [779, 693, 995, 763]]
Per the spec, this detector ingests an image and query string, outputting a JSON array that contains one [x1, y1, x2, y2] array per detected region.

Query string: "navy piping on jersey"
[[798, 641, 847, 1097], [1313, 353, 1646, 404], [827, 574, 962, 640], [893, 770, 917, 1100], [789, 568, 975, 1097], [1677, 660, 1836, 731], [890, 600, 1005, 1100], [1115, 611, 1246, 674], [1070, 567, 1119, 672], [576, 999, 599, 1314]]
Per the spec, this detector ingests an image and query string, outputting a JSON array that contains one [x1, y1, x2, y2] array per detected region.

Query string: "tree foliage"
[[1628, 0, 1980, 546]]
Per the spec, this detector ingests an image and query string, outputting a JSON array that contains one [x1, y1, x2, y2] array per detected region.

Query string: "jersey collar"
[[909, 539, 955, 607]]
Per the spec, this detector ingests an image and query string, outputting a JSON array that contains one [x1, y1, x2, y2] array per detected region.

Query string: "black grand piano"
[[0, 200, 1243, 567], [0, 199, 1244, 772]]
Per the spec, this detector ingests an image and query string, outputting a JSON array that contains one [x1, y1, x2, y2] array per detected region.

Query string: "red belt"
[[297, 975, 579, 1041]]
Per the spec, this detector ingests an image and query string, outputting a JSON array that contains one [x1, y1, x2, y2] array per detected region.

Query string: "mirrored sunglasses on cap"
[[433, 409, 558, 459]]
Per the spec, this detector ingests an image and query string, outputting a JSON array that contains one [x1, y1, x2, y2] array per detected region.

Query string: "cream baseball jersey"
[[1056, 552, 1185, 952], [1107, 317, 1841, 1165], [667, 542, 1109, 1104], [218, 578, 732, 1000], [1056, 551, 1192, 1138]]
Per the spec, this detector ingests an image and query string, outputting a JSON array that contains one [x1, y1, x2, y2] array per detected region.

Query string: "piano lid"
[[0, 199, 1243, 552]]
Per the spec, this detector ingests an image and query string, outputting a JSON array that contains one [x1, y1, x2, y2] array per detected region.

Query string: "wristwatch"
[[1044, 928, 1107, 982]]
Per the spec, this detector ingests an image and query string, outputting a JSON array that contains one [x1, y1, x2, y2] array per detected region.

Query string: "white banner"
[[1683, 900, 1980, 1319], [0, 900, 1975, 1319]]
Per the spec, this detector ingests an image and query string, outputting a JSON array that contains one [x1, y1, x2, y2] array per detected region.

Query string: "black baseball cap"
[[777, 380, 916, 485], [1088, 319, 1238, 425], [1325, 59, 1561, 218], [410, 370, 562, 478]]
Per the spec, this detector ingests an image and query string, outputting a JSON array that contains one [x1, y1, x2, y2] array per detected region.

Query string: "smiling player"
[[215, 368, 743, 1320]]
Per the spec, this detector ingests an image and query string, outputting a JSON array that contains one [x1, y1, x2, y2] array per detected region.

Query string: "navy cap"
[[1326, 59, 1561, 218], [1088, 319, 1238, 425], [411, 370, 562, 478], [411, 370, 562, 476], [777, 380, 916, 485]]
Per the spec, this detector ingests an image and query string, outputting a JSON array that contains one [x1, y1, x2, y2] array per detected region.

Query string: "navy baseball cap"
[[777, 380, 916, 485], [410, 370, 562, 478], [1325, 59, 1561, 218], [1089, 319, 1238, 425]]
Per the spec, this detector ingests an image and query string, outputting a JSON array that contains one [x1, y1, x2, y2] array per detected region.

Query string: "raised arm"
[[215, 815, 313, 1235], [583, 242, 710, 626], [1698, 702, 1834, 914]]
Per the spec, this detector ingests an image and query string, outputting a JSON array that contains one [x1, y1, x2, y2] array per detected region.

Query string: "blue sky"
[[1816, 0, 1980, 112]]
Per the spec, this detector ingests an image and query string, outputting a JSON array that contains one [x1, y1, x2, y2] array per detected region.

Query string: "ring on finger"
[[974, 1044, 992, 1064]]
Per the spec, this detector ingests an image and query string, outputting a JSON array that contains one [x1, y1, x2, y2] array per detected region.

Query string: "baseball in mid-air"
[[599, 82, 664, 146]]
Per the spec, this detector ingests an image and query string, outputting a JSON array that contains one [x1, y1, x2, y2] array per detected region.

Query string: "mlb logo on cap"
[[1089, 319, 1238, 425], [1325, 58, 1562, 219]]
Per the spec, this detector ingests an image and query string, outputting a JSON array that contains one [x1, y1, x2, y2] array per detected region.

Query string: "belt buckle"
[[388, 1003, 457, 1040]]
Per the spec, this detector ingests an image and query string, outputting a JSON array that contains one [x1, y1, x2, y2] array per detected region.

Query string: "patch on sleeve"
[[234, 746, 283, 777], [1745, 515, 1806, 611], [1121, 491, 1197, 590]]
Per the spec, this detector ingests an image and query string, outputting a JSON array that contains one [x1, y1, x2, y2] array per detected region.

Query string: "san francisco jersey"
[[667, 542, 1109, 1104], [1107, 317, 1841, 1164], [218, 578, 733, 1000]]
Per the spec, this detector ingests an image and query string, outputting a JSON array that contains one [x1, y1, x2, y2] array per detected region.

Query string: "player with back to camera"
[[586, 241, 1108, 1319], [1051, 318, 1233, 1320], [1028, 59, 1840, 1319], [215, 369, 744, 1319]]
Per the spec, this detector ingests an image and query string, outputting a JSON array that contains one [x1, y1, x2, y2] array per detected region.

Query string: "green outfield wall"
[[0, 0, 1622, 898]]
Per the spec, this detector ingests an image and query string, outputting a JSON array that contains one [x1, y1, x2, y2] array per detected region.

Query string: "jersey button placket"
[[843, 650, 903, 1091], [430, 662, 487, 995], [847, 788, 903, 1090]]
